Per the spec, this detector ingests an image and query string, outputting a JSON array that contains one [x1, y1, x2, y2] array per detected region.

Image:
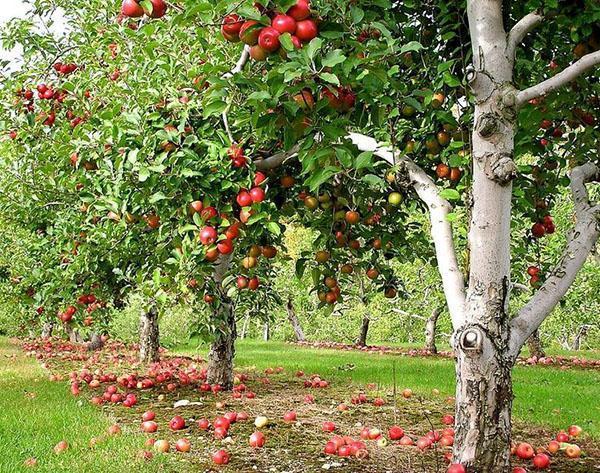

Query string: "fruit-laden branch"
[[254, 144, 300, 171], [221, 46, 251, 143], [506, 11, 544, 60], [509, 162, 600, 357], [347, 132, 467, 328], [516, 50, 600, 107]]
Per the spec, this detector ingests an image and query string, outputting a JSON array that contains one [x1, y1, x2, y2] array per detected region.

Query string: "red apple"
[[141, 421, 158, 433], [565, 444, 581, 458], [222, 14, 243, 37], [533, 453, 550, 469], [568, 425, 582, 437], [169, 415, 186, 431], [322, 421, 336, 432], [217, 239, 234, 255], [388, 426, 404, 440], [516, 442, 535, 460], [121, 0, 144, 17], [271, 14, 296, 34], [447, 465, 466, 473], [199, 226, 218, 245], [249, 431, 265, 448], [240, 21, 261, 45], [287, 0, 311, 21], [295, 19, 318, 42], [258, 27, 281, 53], [212, 449, 230, 465], [249, 187, 266, 203], [142, 411, 156, 422], [237, 190, 253, 207], [143, 0, 167, 18]]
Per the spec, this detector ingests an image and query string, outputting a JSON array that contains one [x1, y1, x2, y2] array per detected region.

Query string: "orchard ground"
[[2, 337, 598, 472]]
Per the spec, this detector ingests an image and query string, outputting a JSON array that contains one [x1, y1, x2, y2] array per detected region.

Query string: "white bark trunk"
[[207, 255, 236, 390], [424, 307, 442, 353], [41, 321, 54, 338]]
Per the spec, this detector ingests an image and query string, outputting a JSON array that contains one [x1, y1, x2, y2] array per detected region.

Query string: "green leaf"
[[355, 151, 374, 170], [440, 189, 461, 201], [203, 100, 227, 117], [320, 72, 340, 85], [322, 49, 347, 68], [400, 41, 423, 54], [266, 221, 281, 235]]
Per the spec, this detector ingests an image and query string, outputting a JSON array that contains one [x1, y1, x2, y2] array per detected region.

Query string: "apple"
[[399, 436, 414, 446], [222, 14, 243, 37], [565, 444, 581, 458], [447, 465, 466, 473], [121, 0, 144, 17], [568, 425, 582, 437], [324, 442, 337, 455], [254, 171, 267, 186], [258, 27, 281, 53], [53, 440, 68, 454], [287, 0, 311, 21], [197, 418, 210, 430], [532, 453, 550, 469], [239, 20, 261, 45], [154, 439, 170, 453], [175, 438, 191, 453], [388, 192, 403, 206], [295, 19, 318, 42], [237, 276, 249, 289], [249, 186, 266, 203], [217, 239, 234, 255], [199, 226, 217, 245], [254, 416, 268, 428], [322, 421, 336, 432], [249, 431, 265, 448], [416, 437, 432, 450], [555, 431, 569, 443], [108, 424, 121, 435], [532, 222, 546, 238], [169, 415, 186, 431], [143, 0, 167, 18], [512, 468, 527, 473], [212, 449, 230, 465], [272, 14, 296, 34], [436, 163, 451, 179], [283, 411, 297, 422], [141, 421, 158, 433], [388, 426, 404, 440], [547, 440, 560, 454], [516, 442, 535, 460]]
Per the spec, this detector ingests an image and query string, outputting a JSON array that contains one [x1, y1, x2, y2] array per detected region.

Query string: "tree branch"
[[516, 51, 600, 107], [506, 11, 544, 60], [254, 144, 300, 171], [221, 46, 251, 143], [347, 133, 467, 328], [509, 163, 600, 357]]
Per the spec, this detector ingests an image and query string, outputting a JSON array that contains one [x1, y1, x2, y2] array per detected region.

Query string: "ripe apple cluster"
[[221, 1, 319, 61]]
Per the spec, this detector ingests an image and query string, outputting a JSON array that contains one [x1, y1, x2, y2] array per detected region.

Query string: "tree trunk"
[[206, 301, 236, 390], [139, 306, 160, 363], [424, 307, 442, 353], [263, 322, 270, 341], [572, 325, 590, 350], [527, 329, 545, 358], [206, 255, 236, 390], [286, 297, 305, 342], [64, 324, 84, 343], [357, 315, 370, 347], [87, 331, 105, 351], [240, 314, 250, 339], [41, 321, 54, 338], [454, 3, 517, 470]]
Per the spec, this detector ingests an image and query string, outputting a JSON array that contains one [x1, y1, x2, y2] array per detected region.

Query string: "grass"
[[0, 338, 169, 473], [176, 339, 600, 439]]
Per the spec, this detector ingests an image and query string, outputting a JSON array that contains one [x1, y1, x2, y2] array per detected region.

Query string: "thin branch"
[[347, 133, 467, 328], [221, 46, 251, 143], [509, 163, 600, 357], [506, 11, 544, 60], [254, 144, 300, 171], [516, 50, 600, 107]]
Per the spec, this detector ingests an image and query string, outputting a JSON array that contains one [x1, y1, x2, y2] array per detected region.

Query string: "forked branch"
[[509, 163, 600, 357], [506, 11, 544, 60]]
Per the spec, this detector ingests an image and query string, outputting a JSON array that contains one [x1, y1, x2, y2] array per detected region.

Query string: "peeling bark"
[[65, 324, 84, 344], [139, 306, 160, 363], [286, 297, 305, 342], [207, 255, 236, 390]]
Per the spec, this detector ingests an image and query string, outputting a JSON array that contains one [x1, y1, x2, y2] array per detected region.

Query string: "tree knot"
[[477, 152, 517, 185]]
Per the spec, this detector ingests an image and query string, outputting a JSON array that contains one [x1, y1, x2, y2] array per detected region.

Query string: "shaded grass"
[[0, 338, 169, 473], [176, 339, 600, 439]]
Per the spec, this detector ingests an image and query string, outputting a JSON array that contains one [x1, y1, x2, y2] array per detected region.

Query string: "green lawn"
[[0, 338, 168, 473], [177, 339, 600, 439]]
